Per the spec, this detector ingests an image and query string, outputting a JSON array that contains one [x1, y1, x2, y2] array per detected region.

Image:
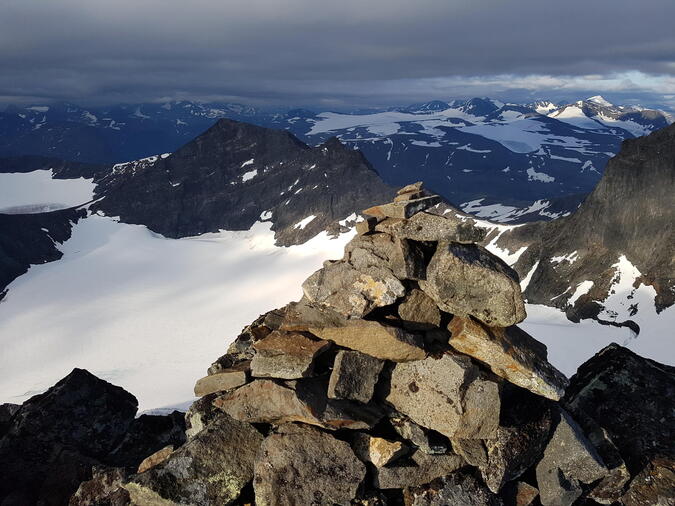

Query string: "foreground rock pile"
[[1, 184, 673, 505]]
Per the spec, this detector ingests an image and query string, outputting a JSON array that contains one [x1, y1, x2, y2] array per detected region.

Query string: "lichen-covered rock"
[[253, 424, 366, 506], [184, 393, 220, 439], [420, 242, 526, 327], [251, 331, 330, 379], [448, 316, 568, 400], [328, 350, 384, 403], [398, 288, 442, 330], [352, 432, 408, 467], [195, 361, 250, 396], [621, 457, 675, 506], [371, 449, 465, 489], [535, 408, 608, 506], [310, 319, 426, 362], [125, 413, 262, 505], [403, 471, 503, 506], [385, 353, 501, 439], [68, 466, 130, 506]]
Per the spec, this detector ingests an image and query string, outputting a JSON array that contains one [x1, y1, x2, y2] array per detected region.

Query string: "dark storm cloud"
[[2, 0, 675, 108]]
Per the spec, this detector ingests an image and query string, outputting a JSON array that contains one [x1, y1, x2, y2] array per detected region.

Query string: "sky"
[[2, 0, 675, 110]]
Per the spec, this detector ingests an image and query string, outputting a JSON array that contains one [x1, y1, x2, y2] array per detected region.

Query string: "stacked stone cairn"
[[124, 184, 634, 505]]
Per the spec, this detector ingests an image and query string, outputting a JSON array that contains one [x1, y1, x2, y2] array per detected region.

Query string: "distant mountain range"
[[1, 97, 671, 222]]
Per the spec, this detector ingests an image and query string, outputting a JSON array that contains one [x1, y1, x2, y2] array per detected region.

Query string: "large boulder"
[[385, 353, 501, 439], [125, 413, 262, 505], [376, 211, 486, 243], [448, 316, 568, 400], [253, 424, 366, 505], [420, 242, 526, 327]]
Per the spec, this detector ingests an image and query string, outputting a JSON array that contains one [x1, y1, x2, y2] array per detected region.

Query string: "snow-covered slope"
[[0, 169, 94, 213]]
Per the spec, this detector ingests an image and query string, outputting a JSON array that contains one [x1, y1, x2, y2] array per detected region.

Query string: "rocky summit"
[[1, 184, 673, 505]]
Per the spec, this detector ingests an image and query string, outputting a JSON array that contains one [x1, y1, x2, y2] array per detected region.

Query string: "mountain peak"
[[586, 95, 614, 107]]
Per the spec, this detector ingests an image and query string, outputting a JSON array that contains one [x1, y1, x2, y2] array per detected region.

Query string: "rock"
[[253, 424, 366, 506], [379, 211, 486, 243], [453, 386, 555, 493], [356, 216, 380, 235], [397, 181, 424, 195], [621, 458, 675, 506], [251, 331, 330, 379], [125, 413, 262, 505], [346, 232, 426, 281], [372, 449, 465, 489], [184, 393, 220, 439], [137, 445, 173, 473], [302, 259, 405, 318], [390, 416, 449, 454], [0, 403, 19, 438], [328, 350, 384, 403], [564, 344, 675, 505], [363, 195, 441, 219], [394, 190, 426, 202], [448, 316, 568, 400], [398, 288, 442, 330], [279, 298, 348, 331], [352, 433, 408, 467], [106, 410, 186, 470], [0, 368, 138, 505], [214, 378, 381, 430], [309, 320, 426, 362], [501, 481, 539, 506], [535, 408, 608, 506], [68, 466, 130, 506], [420, 242, 526, 327], [195, 361, 250, 396], [404, 471, 504, 506], [385, 353, 501, 439]]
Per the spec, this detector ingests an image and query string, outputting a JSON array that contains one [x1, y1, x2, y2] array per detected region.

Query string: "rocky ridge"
[[1, 184, 673, 505]]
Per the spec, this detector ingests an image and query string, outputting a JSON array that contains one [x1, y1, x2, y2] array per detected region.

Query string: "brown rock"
[[254, 424, 366, 506], [363, 195, 441, 220], [372, 449, 465, 489], [352, 433, 408, 467], [356, 216, 380, 235], [68, 466, 130, 506], [621, 457, 675, 506], [309, 320, 426, 362], [448, 316, 568, 400], [279, 299, 348, 332], [137, 445, 173, 473], [398, 288, 442, 330], [394, 190, 426, 202], [328, 350, 384, 403], [397, 181, 424, 195], [378, 211, 486, 243], [251, 330, 330, 379], [390, 415, 449, 454], [194, 361, 250, 397], [501, 481, 539, 506], [403, 471, 504, 505], [385, 352, 501, 439], [419, 242, 526, 327]]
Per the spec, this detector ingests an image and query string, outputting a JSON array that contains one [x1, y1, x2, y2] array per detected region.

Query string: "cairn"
[[123, 184, 629, 505]]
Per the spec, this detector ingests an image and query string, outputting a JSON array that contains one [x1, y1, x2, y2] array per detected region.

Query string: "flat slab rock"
[[254, 424, 366, 506], [352, 432, 408, 467], [420, 242, 526, 327], [194, 360, 250, 396], [310, 319, 426, 362], [328, 350, 384, 403], [377, 211, 486, 244], [398, 288, 442, 330], [125, 413, 263, 505], [251, 330, 330, 379], [385, 352, 501, 439], [371, 449, 465, 489], [363, 195, 441, 219], [448, 316, 568, 400]]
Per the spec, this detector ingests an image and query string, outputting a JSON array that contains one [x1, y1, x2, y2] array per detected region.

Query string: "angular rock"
[[420, 242, 526, 327], [214, 378, 381, 430], [328, 350, 384, 403], [346, 232, 426, 281], [363, 195, 441, 219], [251, 331, 330, 379], [137, 445, 173, 473], [184, 393, 220, 439], [379, 211, 486, 243], [621, 457, 675, 506], [195, 360, 250, 396], [448, 316, 568, 400], [398, 288, 442, 330], [394, 190, 426, 201], [0, 403, 19, 438], [564, 344, 675, 501], [404, 471, 504, 506], [279, 298, 348, 332], [390, 416, 449, 455], [352, 433, 408, 467], [385, 353, 500, 439], [254, 424, 366, 506], [125, 413, 262, 505], [356, 216, 379, 235], [310, 319, 425, 362], [397, 181, 424, 195], [453, 386, 555, 493], [501, 481, 539, 506], [302, 259, 405, 318], [372, 449, 465, 489], [68, 466, 130, 506], [535, 408, 608, 506]]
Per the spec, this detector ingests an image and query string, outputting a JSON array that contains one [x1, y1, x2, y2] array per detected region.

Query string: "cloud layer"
[[2, 0, 675, 108]]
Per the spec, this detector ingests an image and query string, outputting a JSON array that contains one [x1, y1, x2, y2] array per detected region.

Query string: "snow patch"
[[293, 215, 316, 230], [526, 167, 555, 182], [242, 169, 258, 182]]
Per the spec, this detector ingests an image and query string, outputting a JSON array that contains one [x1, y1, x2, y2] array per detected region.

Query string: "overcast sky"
[[2, 0, 675, 110]]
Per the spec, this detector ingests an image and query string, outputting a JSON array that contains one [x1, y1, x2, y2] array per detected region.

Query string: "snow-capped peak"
[[586, 95, 614, 108]]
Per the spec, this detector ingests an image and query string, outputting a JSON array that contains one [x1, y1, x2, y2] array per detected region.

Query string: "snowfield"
[[0, 170, 95, 213]]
